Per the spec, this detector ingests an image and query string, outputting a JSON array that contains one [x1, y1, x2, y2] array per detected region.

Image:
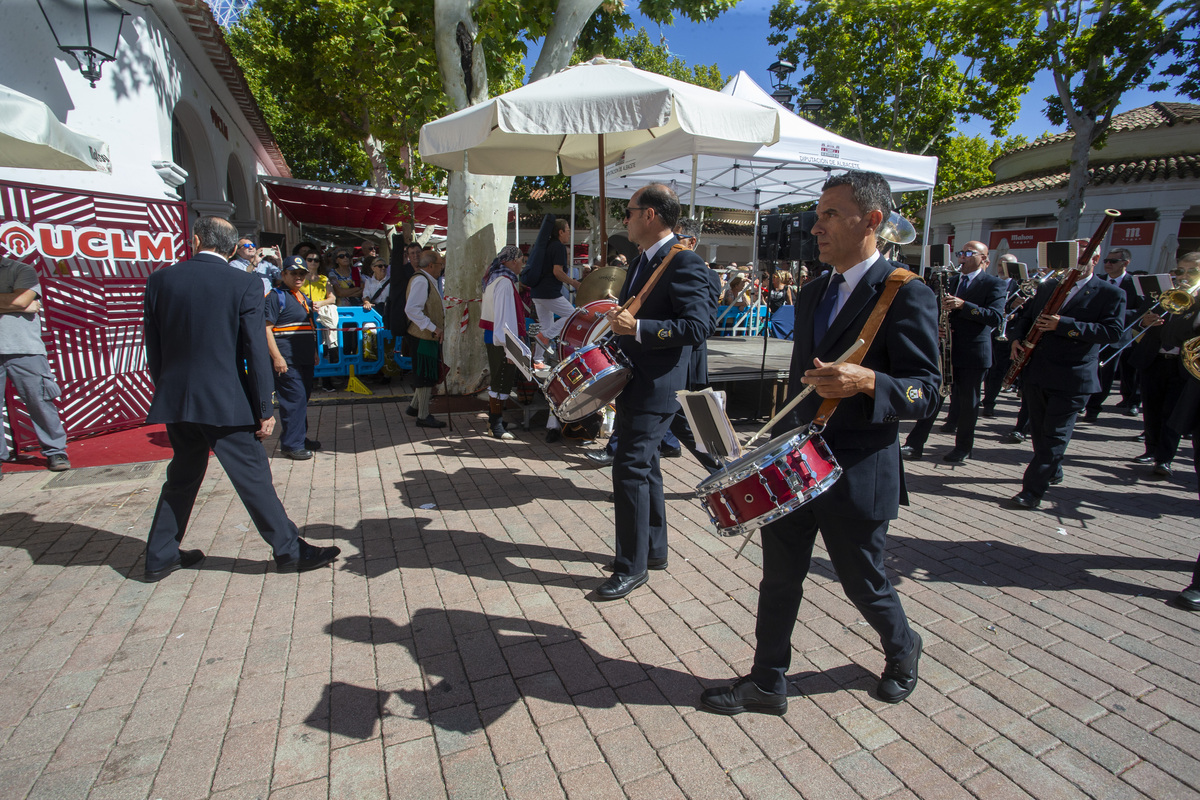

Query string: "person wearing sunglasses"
[[1082, 248, 1141, 422]]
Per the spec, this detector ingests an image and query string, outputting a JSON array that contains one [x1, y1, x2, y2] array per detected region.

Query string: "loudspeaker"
[[785, 211, 817, 261], [758, 214, 782, 262], [924, 244, 951, 268]]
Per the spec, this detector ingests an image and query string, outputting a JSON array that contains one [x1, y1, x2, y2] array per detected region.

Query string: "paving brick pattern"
[[0, 394, 1197, 799]]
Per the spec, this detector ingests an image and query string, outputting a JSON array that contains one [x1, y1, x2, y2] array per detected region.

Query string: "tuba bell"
[[1184, 335, 1200, 382]]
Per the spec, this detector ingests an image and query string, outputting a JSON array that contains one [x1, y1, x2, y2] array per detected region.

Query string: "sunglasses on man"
[[955, 250, 980, 259], [239, 243, 256, 249]]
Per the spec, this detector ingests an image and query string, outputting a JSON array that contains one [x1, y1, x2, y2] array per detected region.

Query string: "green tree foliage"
[[1034, 0, 1199, 236], [936, 133, 1029, 201], [767, 0, 1040, 156]]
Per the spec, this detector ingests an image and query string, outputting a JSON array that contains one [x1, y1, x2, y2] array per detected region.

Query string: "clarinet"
[[1002, 210, 1120, 389], [930, 265, 954, 398]]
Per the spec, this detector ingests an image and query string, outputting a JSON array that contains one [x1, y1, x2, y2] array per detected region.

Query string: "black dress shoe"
[[585, 450, 615, 467], [606, 556, 667, 571], [416, 415, 446, 428], [939, 423, 958, 434], [304, 438, 322, 451], [406, 406, 418, 417], [1081, 411, 1099, 423], [545, 428, 562, 444], [899, 445, 923, 461], [1008, 491, 1040, 510], [942, 448, 970, 464], [144, 549, 205, 583], [1152, 462, 1173, 478], [282, 448, 314, 460], [1174, 586, 1200, 612], [1130, 452, 1154, 464], [605, 492, 614, 502], [1049, 472, 1064, 486], [595, 571, 647, 600], [276, 540, 342, 573], [1001, 431, 1026, 444], [659, 446, 682, 458], [700, 677, 788, 716], [877, 633, 922, 704], [980, 407, 995, 418]]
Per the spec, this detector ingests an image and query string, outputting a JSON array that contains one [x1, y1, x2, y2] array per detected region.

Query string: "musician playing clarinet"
[[701, 171, 940, 715], [1006, 241, 1125, 510]]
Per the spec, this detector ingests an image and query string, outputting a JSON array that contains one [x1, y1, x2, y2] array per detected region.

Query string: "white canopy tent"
[[571, 72, 940, 266], [0, 83, 111, 173]]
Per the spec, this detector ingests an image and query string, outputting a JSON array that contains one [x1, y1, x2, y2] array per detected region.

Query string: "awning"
[[259, 176, 449, 234]]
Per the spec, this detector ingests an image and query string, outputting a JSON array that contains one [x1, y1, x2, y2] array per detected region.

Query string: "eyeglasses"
[[240, 243, 256, 249], [336, 253, 349, 258], [304, 257, 320, 263], [955, 250, 980, 258], [1103, 258, 1125, 264], [623, 206, 648, 220]]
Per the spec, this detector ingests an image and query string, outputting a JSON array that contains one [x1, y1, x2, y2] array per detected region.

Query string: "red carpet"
[[5, 424, 172, 473]]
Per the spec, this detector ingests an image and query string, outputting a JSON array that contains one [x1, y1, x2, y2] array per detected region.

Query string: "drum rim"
[[708, 465, 844, 537], [549, 365, 631, 421], [697, 426, 821, 492]]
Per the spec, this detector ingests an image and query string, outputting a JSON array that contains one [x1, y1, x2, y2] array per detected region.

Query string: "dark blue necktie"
[[957, 275, 970, 297], [813, 272, 845, 342], [624, 253, 647, 302]]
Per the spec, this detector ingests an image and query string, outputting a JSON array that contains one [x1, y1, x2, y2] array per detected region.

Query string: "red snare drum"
[[558, 300, 618, 359], [696, 427, 841, 537], [544, 341, 631, 422]]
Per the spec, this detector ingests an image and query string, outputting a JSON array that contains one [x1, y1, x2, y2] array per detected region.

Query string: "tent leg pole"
[[690, 153, 698, 218], [921, 188, 933, 271], [598, 133, 608, 266], [570, 194, 577, 285]]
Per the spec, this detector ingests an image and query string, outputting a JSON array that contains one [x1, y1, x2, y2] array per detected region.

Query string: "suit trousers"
[[1021, 384, 1085, 498], [983, 345, 1012, 411], [1087, 348, 1139, 413], [145, 422, 301, 570], [750, 504, 916, 695], [274, 364, 314, 451], [1141, 355, 1186, 464], [612, 403, 675, 575], [0, 354, 67, 461], [906, 367, 984, 452]]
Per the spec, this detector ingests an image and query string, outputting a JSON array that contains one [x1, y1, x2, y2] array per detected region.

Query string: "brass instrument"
[[878, 211, 917, 246], [1184, 335, 1200, 381], [1100, 275, 1200, 367], [929, 265, 955, 398]]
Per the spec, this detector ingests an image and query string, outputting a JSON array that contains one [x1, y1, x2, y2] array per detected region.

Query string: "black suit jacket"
[[779, 256, 940, 520], [616, 237, 716, 411], [1009, 276, 1126, 394], [144, 252, 274, 426], [687, 267, 721, 388], [948, 271, 1006, 368]]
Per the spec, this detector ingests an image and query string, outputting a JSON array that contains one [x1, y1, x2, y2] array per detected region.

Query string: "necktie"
[[625, 253, 647, 301], [957, 275, 970, 297], [813, 272, 846, 342]]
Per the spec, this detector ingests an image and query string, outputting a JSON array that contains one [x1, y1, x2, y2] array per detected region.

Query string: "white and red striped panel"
[[1, 181, 186, 452]]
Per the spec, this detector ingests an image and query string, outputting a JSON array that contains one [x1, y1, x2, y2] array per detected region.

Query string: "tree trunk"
[[1057, 115, 1097, 239], [362, 133, 390, 189]]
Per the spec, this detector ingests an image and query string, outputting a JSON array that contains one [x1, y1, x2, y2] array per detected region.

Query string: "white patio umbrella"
[[0, 84, 111, 173], [419, 57, 781, 260]]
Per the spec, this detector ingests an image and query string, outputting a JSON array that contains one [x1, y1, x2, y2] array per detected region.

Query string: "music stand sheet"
[[677, 389, 740, 460], [1134, 273, 1173, 300], [502, 325, 534, 381]]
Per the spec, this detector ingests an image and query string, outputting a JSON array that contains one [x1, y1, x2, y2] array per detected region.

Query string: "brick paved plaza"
[[0, 393, 1198, 799]]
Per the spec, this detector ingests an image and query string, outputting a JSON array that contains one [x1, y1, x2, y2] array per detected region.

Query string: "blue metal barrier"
[[313, 306, 397, 377], [713, 304, 768, 336]]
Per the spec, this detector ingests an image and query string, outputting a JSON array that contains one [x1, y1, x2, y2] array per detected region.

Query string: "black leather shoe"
[[1081, 411, 1099, 423], [899, 445, 923, 461], [980, 407, 995, 418], [1152, 462, 1173, 478], [406, 406, 418, 417], [47, 453, 71, 472], [585, 450, 615, 467], [942, 448, 970, 464], [595, 571, 647, 600], [700, 677, 788, 716], [276, 540, 341, 573], [1130, 452, 1154, 464], [1008, 491, 1040, 510], [1049, 472, 1064, 486], [606, 556, 667, 571], [545, 428, 562, 444], [605, 493, 614, 503], [282, 448, 314, 460], [1119, 405, 1139, 417], [144, 549, 205, 583], [939, 423, 957, 434], [416, 415, 446, 428], [1001, 431, 1025, 444], [304, 438, 322, 451], [660, 446, 682, 458], [1174, 587, 1200, 612], [877, 633, 922, 704]]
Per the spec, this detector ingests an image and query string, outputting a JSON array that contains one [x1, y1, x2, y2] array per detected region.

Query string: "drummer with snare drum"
[[699, 170, 940, 715]]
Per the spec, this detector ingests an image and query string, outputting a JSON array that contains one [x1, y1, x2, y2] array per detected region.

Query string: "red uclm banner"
[[1111, 222, 1156, 247], [989, 227, 1057, 250]]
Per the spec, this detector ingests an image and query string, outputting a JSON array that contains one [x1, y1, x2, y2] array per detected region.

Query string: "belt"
[[1157, 352, 1179, 360]]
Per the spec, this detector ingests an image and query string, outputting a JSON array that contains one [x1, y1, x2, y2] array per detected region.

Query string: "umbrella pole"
[[690, 153, 698, 218], [598, 133, 607, 266]]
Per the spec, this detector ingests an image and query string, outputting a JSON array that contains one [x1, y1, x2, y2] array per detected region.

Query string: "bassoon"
[[1002, 209, 1120, 389]]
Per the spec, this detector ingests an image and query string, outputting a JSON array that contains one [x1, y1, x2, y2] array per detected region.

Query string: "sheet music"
[[677, 389, 739, 460], [502, 325, 534, 381], [1133, 273, 1173, 300]]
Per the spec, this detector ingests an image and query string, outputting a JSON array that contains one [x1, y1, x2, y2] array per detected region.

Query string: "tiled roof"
[[936, 153, 1200, 205], [1007, 102, 1200, 156]]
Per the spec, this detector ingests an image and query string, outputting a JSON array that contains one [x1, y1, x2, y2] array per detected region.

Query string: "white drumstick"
[[742, 338, 865, 449]]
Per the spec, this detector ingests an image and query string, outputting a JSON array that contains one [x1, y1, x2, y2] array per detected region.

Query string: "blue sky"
[[525, 0, 1182, 146]]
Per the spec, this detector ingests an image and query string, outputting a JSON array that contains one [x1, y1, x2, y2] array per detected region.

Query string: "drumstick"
[[742, 338, 865, 449]]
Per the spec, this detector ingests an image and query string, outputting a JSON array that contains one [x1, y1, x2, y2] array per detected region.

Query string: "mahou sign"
[[0, 180, 187, 451]]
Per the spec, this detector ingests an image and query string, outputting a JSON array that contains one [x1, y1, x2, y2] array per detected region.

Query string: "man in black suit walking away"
[[599, 185, 716, 600], [701, 171, 940, 715], [901, 240, 1006, 462], [1005, 243, 1125, 509], [142, 217, 340, 582]]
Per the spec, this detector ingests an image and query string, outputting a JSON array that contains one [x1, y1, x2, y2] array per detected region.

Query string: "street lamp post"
[[767, 59, 824, 120], [36, 0, 129, 88]]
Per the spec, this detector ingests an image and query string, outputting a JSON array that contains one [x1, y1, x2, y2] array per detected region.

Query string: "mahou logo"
[[0, 221, 176, 262]]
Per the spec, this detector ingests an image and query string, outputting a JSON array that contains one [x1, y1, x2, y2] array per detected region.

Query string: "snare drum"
[[544, 341, 631, 422], [696, 427, 841, 537], [558, 299, 618, 359]]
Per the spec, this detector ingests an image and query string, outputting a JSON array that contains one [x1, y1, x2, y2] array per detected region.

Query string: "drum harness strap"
[[811, 267, 919, 431], [622, 244, 687, 317]]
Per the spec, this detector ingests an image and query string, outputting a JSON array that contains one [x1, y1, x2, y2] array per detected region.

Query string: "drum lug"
[[757, 471, 780, 508]]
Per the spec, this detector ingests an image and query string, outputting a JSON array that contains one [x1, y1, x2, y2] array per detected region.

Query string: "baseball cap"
[[282, 255, 309, 272]]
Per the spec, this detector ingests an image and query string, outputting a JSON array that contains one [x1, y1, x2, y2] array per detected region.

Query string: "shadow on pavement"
[[394, 466, 608, 510]]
